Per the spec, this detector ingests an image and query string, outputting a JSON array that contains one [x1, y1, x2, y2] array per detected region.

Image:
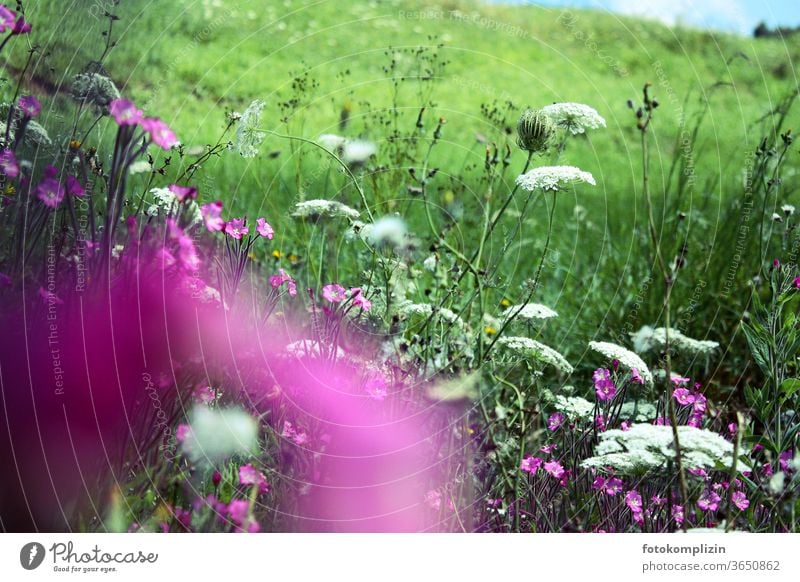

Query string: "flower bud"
[[516, 108, 554, 153]]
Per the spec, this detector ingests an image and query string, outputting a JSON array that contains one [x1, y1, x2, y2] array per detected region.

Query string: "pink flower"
[[193, 385, 216, 405], [591, 476, 605, 490], [269, 268, 297, 296], [156, 247, 176, 270], [794, 276, 800, 290], [66, 176, 85, 197], [212, 470, 222, 487], [687, 467, 708, 479], [620, 421, 631, 431], [11, 15, 30, 34], [365, 373, 388, 400], [17, 95, 40, 117], [141, 117, 178, 149], [0, 149, 18, 177], [0, 5, 15, 31], [350, 287, 372, 311], [256, 218, 274, 239], [595, 414, 607, 432], [175, 424, 190, 443], [201, 201, 224, 232], [651, 495, 667, 506], [593, 368, 617, 401], [109, 98, 143, 126], [169, 184, 197, 202], [543, 460, 565, 479], [697, 489, 721, 512], [226, 499, 251, 528], [322, 283, 347, 303], [671, 374, 691, 386], [604, 477, 623, 496], [672, 505, 684, 526], [673, 387, 695, 406], [779, 450, 794, 472], [547, 412, 565, 431], [732, 491, 749, 511], [692, 393, 707, 414], [625, 490, 643, 513], [281, 420, 307, 445], [520, 455, 543, 474], [630, 368, 645, 385], [539, 443, 557, 454], [238, 464, 269, 494], [424, 490, 443, 511], [773, 258, 781, 269], [36, 178, 65, 208], [224, 218, 248, 239]]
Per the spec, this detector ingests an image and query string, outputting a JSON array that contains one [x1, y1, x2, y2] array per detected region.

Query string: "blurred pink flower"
[[238, 464, 269, 494], [11, 15, 30, 34], [697, 489, 721, 512], [520, 455, 542, 474], [36, 178, 65, 208], [0, 149, 18, 177], [547, 412, 565, 431], [141, 117, 178, 149], [17, 95, 40, 117], [630, 368, 645, 385], [224, 218, 248, 239], [269, 268, 297, 296], [255, 218, 274, 239], [201, 201, 224, 232], [66, 176, 85, 197], [350, 287, 372, 311], [593, 367, 617, 401], [0, 5, 15, 31], [673, 388, 695, 406], [109, 98, 143, 126], [543, 460, 565, 479], [322, 283, 346, 303], [625, 490, 643, 513], [169, 184, 197, 202]]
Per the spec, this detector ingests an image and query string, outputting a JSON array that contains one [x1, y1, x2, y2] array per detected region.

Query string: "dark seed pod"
[[516, 108, 554, 153]]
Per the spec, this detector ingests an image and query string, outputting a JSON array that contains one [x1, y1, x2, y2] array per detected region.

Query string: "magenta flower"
[[0, 5, 15, 31], [651, 495, 667, 506], [773, 258, 781, 269], [17, 95, 40, 117], [175, 424, 190, 443], [692, 393, 707, 414], [200, 200, 224, 232], [595, 414, 607, 432], [212, 470, 222, 487], [671, 374, 691, 386], [108, 99, 143, 126], [365, 373, 388, 400], [673, 387, 695, 406], [732, 491, 749, 511], [238, 464, 269, 494], [620, 420, 631, 431], [604, 477, 623, 496], [36, 178, 65, 208], [269, 268, 298, 296], [794, 276, 800, 289], [630, 368, 645, 385], [543, 460, 565, 479], [779, 450, 794, 472], [322, 283, 347, 303], [547, 412, 565, 431], [169, 184, 198, 202], [672, 505, 684, 526], [520, 455, 543, 474], [350, 287, 372, 311], [0, 149, 18, 177], [66, 176, 85, 197], [11, 15, 30, 34], [625, 490, 643, 513], [591, 476, 605, 490], [256, 217, 274, 239], [226, 499, 251, 528], [593, 368, 617, 401], [141, 117, 178, 149], [540, 443, 557, 454], [687, 467, 708, 479], [224, 218, 248, 239], [697, 489, 721, 512]]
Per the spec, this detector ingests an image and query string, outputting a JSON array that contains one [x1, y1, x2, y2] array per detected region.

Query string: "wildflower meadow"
[[0, 0, 799, 540]]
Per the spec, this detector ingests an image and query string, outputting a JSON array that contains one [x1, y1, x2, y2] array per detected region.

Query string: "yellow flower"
[[500, 298, 511, 308], [272, 249, 282, 259], [484, 325, 497, 336]]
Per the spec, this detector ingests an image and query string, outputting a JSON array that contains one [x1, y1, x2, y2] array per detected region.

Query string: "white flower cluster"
[[317, 133, 377, 164], [396, 301, 466, 330], [360, 216, 408, 248], [631, 325, 719, 356], [581, 424, 733, 474], [234, 99, 266, 158], [541, 102, 606, 135], [180, 406, 259, 464], [588, 340, 652, 384], [495, 336, 573, 374], [516, 166, 596, 192], [285, 339, 346, 360], [292, 199, 360, 220], [503, 303, 558, 322], [618, 401, 658, 422], [552, 394, 595, 419]]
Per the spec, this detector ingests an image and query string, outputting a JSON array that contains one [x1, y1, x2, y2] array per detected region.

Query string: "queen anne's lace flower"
[[293, 199, 360, 220], [503, 303, 558, 322], [581, 424, 733, 474], [618, 401, 658, 422], [631, 325, 719, 355], [551, 394, 595, 419], [495, 336, 573, 374], [588, 341, 652, 384], [180, 406, 259, 464], [516, 166, 596, 191], [541, 102, 606, 134], [234, 99, 266, 158]]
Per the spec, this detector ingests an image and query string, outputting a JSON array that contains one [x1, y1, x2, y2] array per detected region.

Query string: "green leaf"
[[780, 378, 800, 397]]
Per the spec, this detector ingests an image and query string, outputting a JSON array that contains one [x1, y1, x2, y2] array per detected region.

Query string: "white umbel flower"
[[552, 394, 595, 419], [503, 303, 558, 322], [234, 99, 266, 158], [181, 406, 258, 464], [581, 424, 733, 474], [516, 166, 596, 192], [588, 340, 652, 384], [631, 326, 719, 356], [619, 401, 658, 422], [342, 139, 377, 164], [541, 102, 606, 135], [495, 336, 573, 374], [363, 216, 407, 248], [292, 199, 360, 220]]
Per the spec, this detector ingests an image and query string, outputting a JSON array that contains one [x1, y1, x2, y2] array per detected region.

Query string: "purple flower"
[[625, 489, 643, 513], [697, 489, 721, 512], [620, 420, 631, 431], [66, 176, 85, 197], [671, 374, 691, 386], [672, 505, 684, 526], [169, 184, 198, 202], [212, 470, 222, 487], [779, 450, 794, 473], [36, 178, 65, 208], [11, 15, 31, 34], [543, 460, 565, 479], [604, 477, 623, 496], [350, 287, 372, 311], [794, 276, 800, 290], [732, 491, 749, 511], [269, 268, 297, 296], [17, 95, 40, 117], [141, 117, 178, 149], [109, 98, 143, 126], [0, 5, 15, 31], [520, 455, 543, 474], [591, 476, 605, 490], [547, 412, 565, 431], [256, 217, 274, 239], [673, 387, 695, 406], [322, 283, 347, 303], [692, 393, 707, 414], [201, 200, 224, 232], [595, 414, 607, 432], [593, 367, 617, 401], [224, 218, 248, 239], [0, 149, 18, 177], [238, 464, 269, 494], [630, 368, 645, 385]]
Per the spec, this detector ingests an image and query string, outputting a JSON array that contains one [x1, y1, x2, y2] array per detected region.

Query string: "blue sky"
[[494, 0, 798, 34]]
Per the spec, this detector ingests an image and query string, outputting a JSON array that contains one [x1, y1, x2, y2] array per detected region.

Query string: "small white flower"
[[364, 215, 407, 248], [181, 406, 259, 464], [768, 471, 786, 495], [423, 254, 438, 272], [631, 326, 719, 356], [129, 160, 152, 174], [552, 394, 595, 419], [588, 340, 652, 384], [292, 199, 360, 220], [342, 139, 377, 164], [781, 204, 795, 216], [318, 133, 347, 151], [234, 99, 266, 158], [541, 102, 606, 135], [516, 166, 596, 192], [772, 213, 783, 222], [503, 303, 558, 322], [495, 336, 573, 374]]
